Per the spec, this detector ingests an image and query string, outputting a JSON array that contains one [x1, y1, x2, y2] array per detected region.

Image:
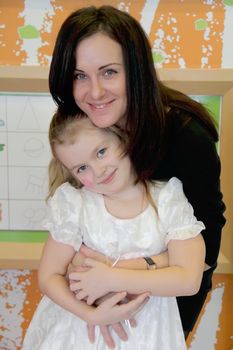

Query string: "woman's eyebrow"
[[74, 63, 122, 72]]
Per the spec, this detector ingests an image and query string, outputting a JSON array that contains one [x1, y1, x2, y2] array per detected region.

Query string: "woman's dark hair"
[[49, 5, 218, 180]]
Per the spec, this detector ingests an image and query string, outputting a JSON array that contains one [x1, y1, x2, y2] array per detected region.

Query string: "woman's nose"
[[90, 78, 105, 100]]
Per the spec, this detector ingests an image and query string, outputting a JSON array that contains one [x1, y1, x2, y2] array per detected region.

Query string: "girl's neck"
[[103, 182, 148, 220]]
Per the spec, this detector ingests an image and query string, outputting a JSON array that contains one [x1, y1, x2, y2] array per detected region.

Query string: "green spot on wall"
[[18, 25, 40, 39], [0, 144, 5, 152], [224, 0, 233, 5], [190, 95, 221, 129], [195, 18, 208, 31], [0, 231, 48, 243], [153, 52, 164, 63]]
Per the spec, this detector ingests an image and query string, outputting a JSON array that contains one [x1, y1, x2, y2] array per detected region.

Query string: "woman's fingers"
[[112, 322, 128, 341], [126, 292, 150, 317], [103, 292, 127, 307], [87, 324, 95, 344], [99, 325, 116, 349], [80, 244, 106, 263]]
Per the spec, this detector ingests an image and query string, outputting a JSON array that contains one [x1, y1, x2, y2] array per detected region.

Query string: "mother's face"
[[73, 32, 127, 129]]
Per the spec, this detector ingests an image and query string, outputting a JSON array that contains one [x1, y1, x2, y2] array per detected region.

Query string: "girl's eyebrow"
[[74, 63, 122, 72]]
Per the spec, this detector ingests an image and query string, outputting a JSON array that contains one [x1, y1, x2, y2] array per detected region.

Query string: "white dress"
[[22, 177, 205, 350]]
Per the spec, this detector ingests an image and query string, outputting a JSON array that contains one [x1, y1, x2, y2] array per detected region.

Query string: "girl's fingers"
[[75, 290, 88, 301], [69, 281, 81, 291]]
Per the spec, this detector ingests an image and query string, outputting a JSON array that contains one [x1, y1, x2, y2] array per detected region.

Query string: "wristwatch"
[[143, 257, 157, 270]]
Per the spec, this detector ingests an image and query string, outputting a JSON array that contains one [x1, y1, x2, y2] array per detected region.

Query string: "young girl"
[[22, 111, 205, 350]]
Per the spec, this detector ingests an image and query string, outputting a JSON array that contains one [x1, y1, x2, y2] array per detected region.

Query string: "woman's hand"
[[87, 293, 138, 348], [80, 244, 108, 264], [89, 291, 150, 326], [69, 259, 113, 305]]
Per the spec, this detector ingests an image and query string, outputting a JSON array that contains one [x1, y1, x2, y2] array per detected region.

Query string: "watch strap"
[[143, 257, 157, 270]]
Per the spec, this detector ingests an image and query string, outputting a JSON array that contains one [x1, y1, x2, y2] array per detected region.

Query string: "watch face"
[[144, 257, 157, 269]]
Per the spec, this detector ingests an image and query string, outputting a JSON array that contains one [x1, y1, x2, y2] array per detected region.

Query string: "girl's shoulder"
[[50, 182, 82, 202], [150, 177, 205, 242], [150, 177, 183, 199], [50, 182, 100, 202]]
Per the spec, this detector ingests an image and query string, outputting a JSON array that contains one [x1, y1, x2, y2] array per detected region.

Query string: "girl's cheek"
[[80, 177, 93, 188]]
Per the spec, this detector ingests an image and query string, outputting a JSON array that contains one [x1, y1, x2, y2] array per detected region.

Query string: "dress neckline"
[[97, 193, 150, 222]]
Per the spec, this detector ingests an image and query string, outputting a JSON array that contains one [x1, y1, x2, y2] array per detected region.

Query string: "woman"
[[48, 5, 225, 345]]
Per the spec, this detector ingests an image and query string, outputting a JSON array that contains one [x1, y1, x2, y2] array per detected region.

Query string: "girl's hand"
[[69, 258, 112, 305], [89, 291, 150, 326]]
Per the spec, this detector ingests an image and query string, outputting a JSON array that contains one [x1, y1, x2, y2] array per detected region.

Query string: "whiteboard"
[[0, 94, 56, 230]]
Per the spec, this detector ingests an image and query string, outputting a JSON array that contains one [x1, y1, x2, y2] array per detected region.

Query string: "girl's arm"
[[38, 234, 93, 321], [38, 235, 149, 326], [70, 234, 205, 305]]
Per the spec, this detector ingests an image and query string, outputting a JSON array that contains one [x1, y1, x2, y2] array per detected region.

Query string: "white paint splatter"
[[18, 0, 55, 65], [178, 57, 186, 68], [201, 56, 209, 68], [222, 3, 233, 67], [140, 0, 159, 36], [188, 284, 225, 350], [0, 269, 31, 349]]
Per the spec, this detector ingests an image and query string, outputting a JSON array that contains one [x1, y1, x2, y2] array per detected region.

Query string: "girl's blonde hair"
[[48, 110, 157, 212], [48, 110, 127, 198]]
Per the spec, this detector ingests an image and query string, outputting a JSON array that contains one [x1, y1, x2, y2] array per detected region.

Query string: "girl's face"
[[73, 32, 127, 129], [55, 119, 134, 196]]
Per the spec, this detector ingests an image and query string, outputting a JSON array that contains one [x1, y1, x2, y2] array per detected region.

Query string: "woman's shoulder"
[[168, 108, 215, 144]]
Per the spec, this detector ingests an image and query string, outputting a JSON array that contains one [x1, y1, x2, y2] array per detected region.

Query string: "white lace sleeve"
[[43, 183, 83, 251], [157, 177, 205, 245]]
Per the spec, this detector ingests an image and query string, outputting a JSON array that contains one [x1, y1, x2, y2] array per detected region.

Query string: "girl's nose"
[[95, 165, 107, 179]]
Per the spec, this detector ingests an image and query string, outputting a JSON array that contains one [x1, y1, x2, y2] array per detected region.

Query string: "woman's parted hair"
[[49, 5, 218, 181], [49, 5, 165, 179]]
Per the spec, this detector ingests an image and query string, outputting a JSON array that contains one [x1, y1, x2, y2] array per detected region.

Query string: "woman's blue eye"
[[74, 73, 86, 80], [104, 69, 117, 77], [97, 148, 107, 158], [77, 165, 87, 173]]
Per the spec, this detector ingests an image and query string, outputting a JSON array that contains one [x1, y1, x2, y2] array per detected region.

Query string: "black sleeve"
[[171, 118, 226, 266]]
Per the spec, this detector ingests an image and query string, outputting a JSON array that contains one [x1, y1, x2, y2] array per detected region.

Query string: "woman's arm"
[[70, 244, 169, 270], [70, 235, 205, 305], [38, 235, 149, 326]]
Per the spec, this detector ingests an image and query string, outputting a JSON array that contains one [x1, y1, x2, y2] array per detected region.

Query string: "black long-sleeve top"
[[153, 108, 226, 267]]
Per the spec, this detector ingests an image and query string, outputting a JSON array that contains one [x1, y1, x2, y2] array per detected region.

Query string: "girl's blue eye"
[[97, 148, 107, 158], [77, 165, 87, 173]]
